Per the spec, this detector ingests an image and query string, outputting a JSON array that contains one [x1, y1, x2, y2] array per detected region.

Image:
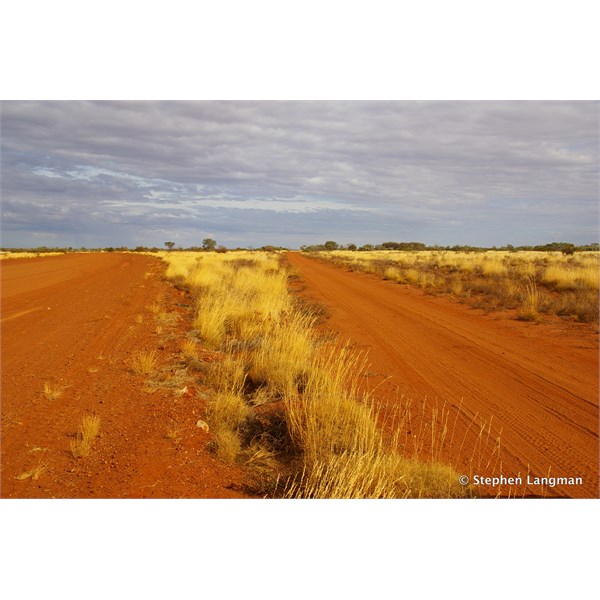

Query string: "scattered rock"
[[196, 419, 209, 433]]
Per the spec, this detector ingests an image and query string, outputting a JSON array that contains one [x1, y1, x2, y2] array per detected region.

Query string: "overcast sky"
[[1, 100, 598, 249]]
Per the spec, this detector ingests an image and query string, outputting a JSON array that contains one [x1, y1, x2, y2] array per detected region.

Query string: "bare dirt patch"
[[1, 253, 253, 498], [286, 252, 599, 498]]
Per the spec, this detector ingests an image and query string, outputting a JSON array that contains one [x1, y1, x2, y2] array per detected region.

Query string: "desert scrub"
[[316, 249, 599, 322]]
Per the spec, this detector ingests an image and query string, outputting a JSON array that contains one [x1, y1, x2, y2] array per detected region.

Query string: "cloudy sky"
[[1, 100, 598, 249]]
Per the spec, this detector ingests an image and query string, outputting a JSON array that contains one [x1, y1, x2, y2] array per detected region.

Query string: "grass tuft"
[[71, 414, 101, 458], [16, 451, 48, 481], [43, 382, 65, 401], [517, 277, 540, 321], [131, 349, 159, 375]]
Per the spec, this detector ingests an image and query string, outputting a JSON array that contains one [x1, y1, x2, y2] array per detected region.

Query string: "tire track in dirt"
[[287, 252, 599, 498], [1, 253, 251, 498]]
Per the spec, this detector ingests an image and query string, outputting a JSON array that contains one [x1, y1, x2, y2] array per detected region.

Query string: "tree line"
[[0, 239, 289, 254], [299, 241, 600, 254], [2, 240, 598, 255]]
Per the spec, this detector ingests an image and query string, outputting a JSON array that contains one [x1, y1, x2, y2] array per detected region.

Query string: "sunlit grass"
[[317, 250, 599, 322], [283, 343, 467, 499], [42, 381, 65, 401], [161, 250, 472, 497], [247, 311, 316, 397], [517, 277, 541, 321], [0, 251, 64, 260], [130, 349, 159, 375], [16, 449, 48, 482], [71, 414, 101, 458], [542, 263, 599, 291]]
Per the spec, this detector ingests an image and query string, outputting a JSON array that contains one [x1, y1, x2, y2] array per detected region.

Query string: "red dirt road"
[[1, 253, 251, 498], [287, 252, 599, 498]]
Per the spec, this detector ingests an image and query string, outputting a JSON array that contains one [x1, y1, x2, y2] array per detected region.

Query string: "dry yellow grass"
[[212, 428, 243, 463], [481, 258, 507, 277], [247, 311, 316, 397], [517, 277, 541, 321], [130, 349, 158, 375], [163, 252, 294, 350], [204, 353, 248, 393], [16, 449, 48, 481], [42, 381, 65, 401], [181, 338, 200, 359], [71, 414, 101, 458], [206, 389, 250, 463], [383, 266, 402, 281], [319, 250, 599, 322], [15, 463, 47, 481], [161, 250, 468, 497], [284, 451, 466, 499], [209, 389, 250, 431], [0, 251, 64, 260], [283, 344, 467, 498], [148, 302, 161, 314], [542, 263, 599, 290]]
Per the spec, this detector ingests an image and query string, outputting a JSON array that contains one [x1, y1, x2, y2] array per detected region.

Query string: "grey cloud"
[[1, 100, 598, 248]]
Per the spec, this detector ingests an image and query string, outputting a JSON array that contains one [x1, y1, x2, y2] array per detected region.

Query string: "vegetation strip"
[[308, 249, 599, 323], [161, 250, 468, 498]]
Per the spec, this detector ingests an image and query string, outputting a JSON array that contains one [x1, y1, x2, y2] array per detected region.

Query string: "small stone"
[[196, 419, 209, 433]]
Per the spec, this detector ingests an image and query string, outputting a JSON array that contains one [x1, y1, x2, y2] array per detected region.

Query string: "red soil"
[[286, 252, 599, 498], [1, 253, 252, 498], [3, 252, 597, 499]]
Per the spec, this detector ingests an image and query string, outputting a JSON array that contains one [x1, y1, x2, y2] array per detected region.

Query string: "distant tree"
[[300, 243, 329, 252], [578, 242, 599, 251], [381, 241, 402, 250], [531, 242, 577, 255], [202, 238, 217, 251], [347, 243, 357, 251], [215, 245, 228, 253], [164, 241, 175, 251], [358, 244, 374, 251], [324, 240, 339, 251]]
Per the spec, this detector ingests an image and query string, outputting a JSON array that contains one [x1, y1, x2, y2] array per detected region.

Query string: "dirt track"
[[287, 252, 599, 498], [1, 253, 250, 498]]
